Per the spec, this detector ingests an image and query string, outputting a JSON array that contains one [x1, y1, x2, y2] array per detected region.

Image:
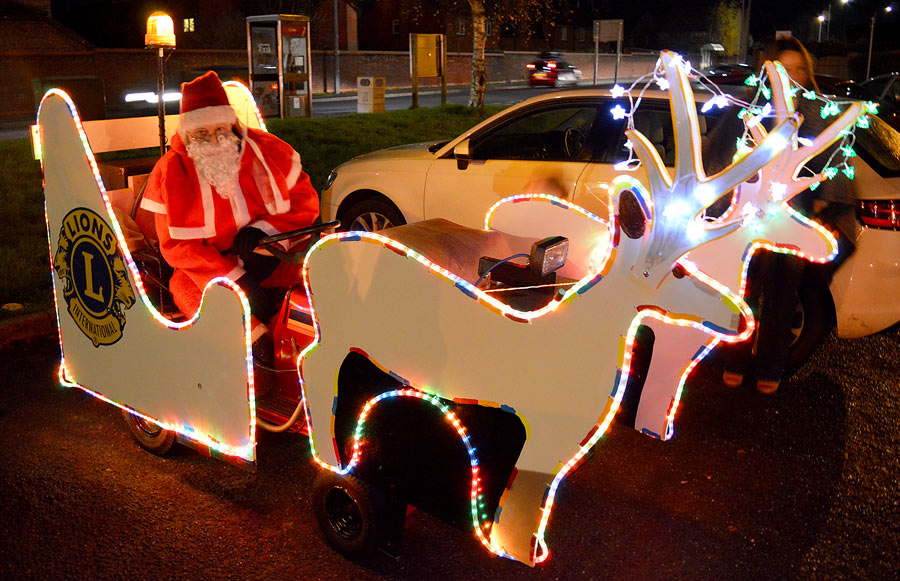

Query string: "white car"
[[321, 88, 900, 363]]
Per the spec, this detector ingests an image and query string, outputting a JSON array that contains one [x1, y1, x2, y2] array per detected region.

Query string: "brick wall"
[[310, 50, 661, 93], [6, 45, 662, 120]]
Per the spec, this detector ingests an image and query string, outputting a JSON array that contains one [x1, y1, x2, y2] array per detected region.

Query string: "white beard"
[[186, 133, 242, 200]]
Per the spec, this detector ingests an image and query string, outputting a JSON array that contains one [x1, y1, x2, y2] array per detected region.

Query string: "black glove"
[[232, 227, 267, 262]]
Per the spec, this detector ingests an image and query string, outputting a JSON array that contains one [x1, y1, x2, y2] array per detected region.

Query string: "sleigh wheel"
[[121, 409, 177, 456], [312, 470, 381, 556]]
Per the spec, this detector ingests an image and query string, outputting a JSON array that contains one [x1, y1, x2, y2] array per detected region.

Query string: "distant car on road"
[[526, 52, 582, 88]]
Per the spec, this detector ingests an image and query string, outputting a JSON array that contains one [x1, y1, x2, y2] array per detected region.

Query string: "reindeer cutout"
[[632, 60, 864, 438], [298, 52, 800, 567]]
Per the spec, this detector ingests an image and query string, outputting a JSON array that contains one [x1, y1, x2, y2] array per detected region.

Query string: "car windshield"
[[862, 76, 893, 98]]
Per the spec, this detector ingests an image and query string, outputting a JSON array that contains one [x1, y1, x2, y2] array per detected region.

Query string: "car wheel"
[[312, 470, 380, 556], [121, 409, 177, 455], [786, 283, 829, 371], [342, 198, 406, 232]]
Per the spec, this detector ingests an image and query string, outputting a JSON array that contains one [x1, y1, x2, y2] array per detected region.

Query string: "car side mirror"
[[454, 139, 470, 170]]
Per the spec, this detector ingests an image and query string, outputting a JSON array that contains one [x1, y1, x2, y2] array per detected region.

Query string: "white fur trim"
[[285, 150, 302, 189], [244, 136, 291, 214], [178, 105, 238, 134], [139, 198, 167, 214], [225, 265, 246, 281]]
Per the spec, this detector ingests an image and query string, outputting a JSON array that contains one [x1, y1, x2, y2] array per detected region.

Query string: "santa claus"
[[141, 71, 319, 360]]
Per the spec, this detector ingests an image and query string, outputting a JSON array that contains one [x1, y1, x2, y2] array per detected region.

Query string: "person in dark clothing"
[[706, 37, 858, 394]]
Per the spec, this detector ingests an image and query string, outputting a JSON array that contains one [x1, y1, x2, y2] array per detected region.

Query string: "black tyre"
[[341, 198, 405, 232], [312, 470, 380, 556], [786, 283, 830, 371], [121, 409, 177, 456]]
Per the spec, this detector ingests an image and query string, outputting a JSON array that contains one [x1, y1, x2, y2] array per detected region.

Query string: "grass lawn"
[[0, 104, 504, 319]]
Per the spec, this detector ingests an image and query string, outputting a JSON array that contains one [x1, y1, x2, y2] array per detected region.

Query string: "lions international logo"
[[54, 208, 136, 347]]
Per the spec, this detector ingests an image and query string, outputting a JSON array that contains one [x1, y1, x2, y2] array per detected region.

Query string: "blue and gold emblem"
[[54, 208, 136, 346]]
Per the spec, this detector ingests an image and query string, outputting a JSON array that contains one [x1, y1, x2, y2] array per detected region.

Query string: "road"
[[0, 327, 897, 578], [311, 84, 553, 117], [0, 84, 573, 142]]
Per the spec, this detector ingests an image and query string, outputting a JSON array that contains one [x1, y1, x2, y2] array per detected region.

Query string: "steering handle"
[[256, 220, 341, 247]]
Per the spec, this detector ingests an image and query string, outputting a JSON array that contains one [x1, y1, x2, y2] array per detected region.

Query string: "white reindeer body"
[[300, 212, 747, 564], [633, 60, 865, 438], [297, 50, 823, 567]]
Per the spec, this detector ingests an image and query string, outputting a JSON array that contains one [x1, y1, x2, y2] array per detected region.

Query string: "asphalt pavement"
[[0, 324, 897, 578]]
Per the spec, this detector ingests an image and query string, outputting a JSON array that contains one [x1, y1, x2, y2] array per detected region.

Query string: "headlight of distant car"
[[324, 170, 338, 191]]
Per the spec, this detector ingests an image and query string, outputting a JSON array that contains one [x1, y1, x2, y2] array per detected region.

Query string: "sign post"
[[594, 19, 624, 85]]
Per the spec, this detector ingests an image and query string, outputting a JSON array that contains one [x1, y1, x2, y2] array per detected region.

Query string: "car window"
[[470, 106, 599, 162], [864, 76, 891, 99], [608, 106, 721, 168], [888, 78, 900, 109], [855, 113, 900, 178]]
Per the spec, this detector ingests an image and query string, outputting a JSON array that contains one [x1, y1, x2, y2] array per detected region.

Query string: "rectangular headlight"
[[530, 236, 568, 277]]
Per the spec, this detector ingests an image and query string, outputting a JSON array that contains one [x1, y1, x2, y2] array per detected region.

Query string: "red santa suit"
[[140, 74, 318, 318]]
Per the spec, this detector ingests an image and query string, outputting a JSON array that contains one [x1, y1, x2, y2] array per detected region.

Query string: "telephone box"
[[247, 14, 312, 119]]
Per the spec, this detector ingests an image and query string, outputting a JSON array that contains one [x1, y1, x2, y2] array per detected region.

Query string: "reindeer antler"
[[625, 51, 800, 285], [733, 60, 865, 220]]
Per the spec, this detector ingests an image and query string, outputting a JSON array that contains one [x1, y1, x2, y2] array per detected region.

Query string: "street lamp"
[[817, 13, 826, 42], [827, 0, 851, 42], [867, 5, 894, 80], [145, 11, 176, 157]]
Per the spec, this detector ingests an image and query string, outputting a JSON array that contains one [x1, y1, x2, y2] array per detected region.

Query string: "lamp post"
[[828, 0, 851, 42], [867, 5, 894, 80], [817, 13, 826, 42], [145, 12, 176, 158]]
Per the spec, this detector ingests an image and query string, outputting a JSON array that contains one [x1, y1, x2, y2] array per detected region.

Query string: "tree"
[[468, 0, 558, 108], [711, 0, 741, 57], [395, 0, 558, 109], [468, 0, 488, 107]]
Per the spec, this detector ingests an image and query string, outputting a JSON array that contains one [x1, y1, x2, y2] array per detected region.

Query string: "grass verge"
[[0, 104, 504, 319]]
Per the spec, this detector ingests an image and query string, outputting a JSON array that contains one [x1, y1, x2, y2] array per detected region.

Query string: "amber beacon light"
[[145, 11, 176, 48], [145, 11, 175, 156]]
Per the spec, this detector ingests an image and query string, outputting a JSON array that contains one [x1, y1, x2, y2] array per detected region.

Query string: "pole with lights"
[[867, 5, 894, 80], [145, 12, 176, 158], [817, 13, 826, 42]]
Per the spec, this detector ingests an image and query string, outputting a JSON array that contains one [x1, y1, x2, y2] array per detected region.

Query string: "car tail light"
[[526, 63, 535, 69], [547, 62, 557, 69], [858, 199, 900, 230]]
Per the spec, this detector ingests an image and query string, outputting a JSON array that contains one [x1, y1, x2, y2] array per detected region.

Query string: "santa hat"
[[178, 71, 238, 134]]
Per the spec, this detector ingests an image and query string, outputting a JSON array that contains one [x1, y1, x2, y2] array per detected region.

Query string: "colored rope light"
[[296, 197, 754, 563], [37, 89, 260, 462], [482, 193, 610, 231], [334, 386, 513, 559]]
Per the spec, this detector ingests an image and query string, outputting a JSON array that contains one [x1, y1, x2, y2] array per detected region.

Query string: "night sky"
[[606, 0, 900, 45], [47, 0, 900, 51]]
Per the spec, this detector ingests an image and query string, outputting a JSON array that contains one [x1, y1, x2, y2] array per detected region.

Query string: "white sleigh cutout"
[[299, 56, 817, 567], [38, 85, 268, 462]]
